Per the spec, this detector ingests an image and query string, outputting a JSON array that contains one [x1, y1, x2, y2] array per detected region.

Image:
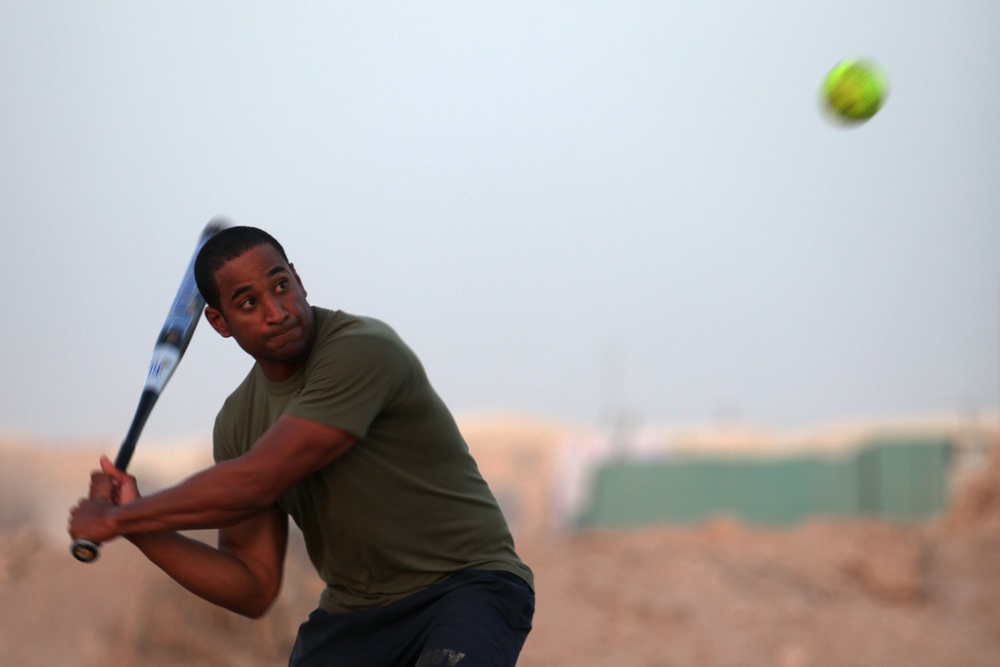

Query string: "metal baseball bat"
[[71, 219, 226, 563]]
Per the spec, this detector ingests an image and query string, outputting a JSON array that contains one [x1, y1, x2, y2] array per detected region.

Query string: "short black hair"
[[194, 226, 290, 310]]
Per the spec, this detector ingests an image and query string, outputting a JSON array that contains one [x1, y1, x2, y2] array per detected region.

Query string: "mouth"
[[266, 322, 300, 345]]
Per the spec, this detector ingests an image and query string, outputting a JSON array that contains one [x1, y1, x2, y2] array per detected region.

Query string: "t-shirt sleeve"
[[212, 397, 242, 464], [283, 332, 410, 438]]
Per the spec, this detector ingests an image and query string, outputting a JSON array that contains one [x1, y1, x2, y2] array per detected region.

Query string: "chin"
[[272, 337, 312, 363]]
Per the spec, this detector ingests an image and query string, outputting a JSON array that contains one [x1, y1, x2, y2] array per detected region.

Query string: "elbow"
[[232, 469, 285, 513], [246, 586, 281, 619], [238, 600, 273, 620], [247, 487, 282, 514], [229, 588, 279, 620]]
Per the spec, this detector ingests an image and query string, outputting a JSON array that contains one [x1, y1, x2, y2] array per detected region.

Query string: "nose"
[[262, 295, 288, 324]]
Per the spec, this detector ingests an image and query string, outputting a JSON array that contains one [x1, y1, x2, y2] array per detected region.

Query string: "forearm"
[[107, 415, 353, 538], [127, 531, 278, 618], [110, 459, 278, 537], [71, 414, 353, 546]]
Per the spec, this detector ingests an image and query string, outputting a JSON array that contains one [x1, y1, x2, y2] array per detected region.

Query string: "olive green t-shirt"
[[212, 308, 532, 612]]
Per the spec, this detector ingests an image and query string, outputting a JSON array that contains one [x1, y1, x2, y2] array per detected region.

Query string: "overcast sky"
[[2, 2, 998, 443]]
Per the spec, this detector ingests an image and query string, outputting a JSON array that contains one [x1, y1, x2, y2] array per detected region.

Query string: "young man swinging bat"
[[68, 226, 534, 666]]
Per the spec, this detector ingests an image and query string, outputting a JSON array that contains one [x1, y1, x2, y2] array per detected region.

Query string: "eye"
[[239, 297, 256, 311], [275, 279, 289, 292]]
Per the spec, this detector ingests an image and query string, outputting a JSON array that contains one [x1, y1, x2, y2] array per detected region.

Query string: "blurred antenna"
[[599, 341, 623, 429], [599, 342, 635, 455]]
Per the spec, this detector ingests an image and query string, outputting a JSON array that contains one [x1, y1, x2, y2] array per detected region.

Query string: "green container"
[[575, 438, 951, 529]]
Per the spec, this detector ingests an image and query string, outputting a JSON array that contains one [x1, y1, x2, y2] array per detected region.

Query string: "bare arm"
[[127, 509, 289, 618], [80, 455, 290, 618], [69, 414, 354, 543]]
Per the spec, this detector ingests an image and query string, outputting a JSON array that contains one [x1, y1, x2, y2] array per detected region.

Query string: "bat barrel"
[[70, 220, 226, 564]]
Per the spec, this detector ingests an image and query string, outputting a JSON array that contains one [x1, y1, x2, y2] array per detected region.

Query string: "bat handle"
[[71, 539, 101, 563], [70, 471, 115, 563]]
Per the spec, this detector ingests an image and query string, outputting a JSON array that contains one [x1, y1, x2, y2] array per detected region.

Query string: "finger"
[[89, 473, 115, 502], [99, 454, 118, 475], [99, 455, 131, 484]]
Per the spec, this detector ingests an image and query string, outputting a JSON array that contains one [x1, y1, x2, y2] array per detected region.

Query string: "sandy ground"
[[2, 421, 999, 666]]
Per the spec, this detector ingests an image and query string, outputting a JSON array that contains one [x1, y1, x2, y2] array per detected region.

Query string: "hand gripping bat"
[[71, 219, 226, 562]]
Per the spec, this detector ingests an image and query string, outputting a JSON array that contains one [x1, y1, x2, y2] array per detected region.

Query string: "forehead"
[[214, 244, 290, 287]]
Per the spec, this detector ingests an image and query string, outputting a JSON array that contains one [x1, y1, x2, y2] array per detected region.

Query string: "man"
[[69, 226, 534, 666]]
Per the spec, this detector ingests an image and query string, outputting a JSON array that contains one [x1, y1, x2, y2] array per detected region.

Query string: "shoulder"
[[314, 308, 401, 341], [286, 310, 422, 435], [311, 309, 411, 359], [304, 309, 422, 388]]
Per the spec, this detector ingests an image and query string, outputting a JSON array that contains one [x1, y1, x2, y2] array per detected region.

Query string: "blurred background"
[[2, 2, 999, 665], [1, 1, 998, 443]]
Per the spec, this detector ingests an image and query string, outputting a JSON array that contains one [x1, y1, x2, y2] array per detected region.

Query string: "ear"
[[204, 306, 232, 338], [289, 263, 307, 298]]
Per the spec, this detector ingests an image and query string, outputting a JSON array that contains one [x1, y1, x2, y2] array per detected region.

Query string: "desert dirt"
[[1, 419, 999, 666]]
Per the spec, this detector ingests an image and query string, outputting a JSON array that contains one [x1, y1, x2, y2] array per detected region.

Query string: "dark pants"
[[288, 570, 534, 667]]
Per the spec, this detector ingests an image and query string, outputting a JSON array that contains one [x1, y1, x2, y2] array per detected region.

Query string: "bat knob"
[[71, 539, 100, 563]]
